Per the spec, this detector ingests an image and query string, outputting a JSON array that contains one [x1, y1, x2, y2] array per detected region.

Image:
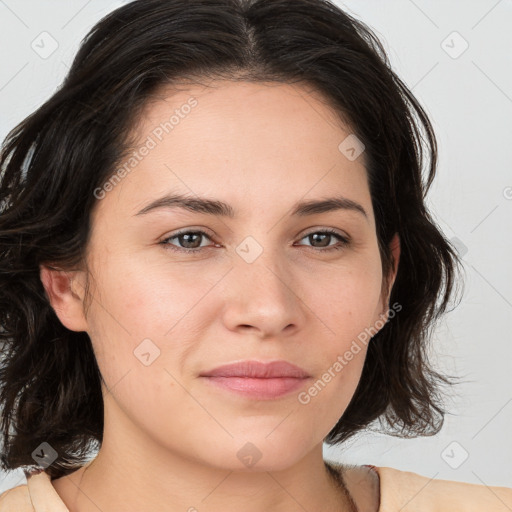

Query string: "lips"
[[199, 360, 310, 379], [200, 361, 310, 400], [199, 360, 311, 400]]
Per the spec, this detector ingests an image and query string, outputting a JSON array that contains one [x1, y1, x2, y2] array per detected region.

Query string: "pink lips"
[[200, 360, 311, 400]]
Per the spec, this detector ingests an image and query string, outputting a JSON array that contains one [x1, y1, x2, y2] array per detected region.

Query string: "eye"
[[295, 228, 350, 252], [159, 229, 216, 254], [159, 228, 350, 254]]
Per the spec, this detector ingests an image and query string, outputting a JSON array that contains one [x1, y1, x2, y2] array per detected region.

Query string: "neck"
[[51, 392, 354, 512], [52, 446, 354, 512]]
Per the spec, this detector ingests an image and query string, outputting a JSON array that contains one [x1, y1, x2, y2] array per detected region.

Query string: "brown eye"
[[297, 229, 350, 252], [160, 230, 214, 253]]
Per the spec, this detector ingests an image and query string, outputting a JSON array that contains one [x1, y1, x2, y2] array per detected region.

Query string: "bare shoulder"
[[326, 461, 380, 512], [0, 484, 34, 511]]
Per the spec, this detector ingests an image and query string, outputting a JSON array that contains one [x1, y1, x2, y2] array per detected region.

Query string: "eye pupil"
[[180, 233, 202, 249], [310, 233, 330, 247]]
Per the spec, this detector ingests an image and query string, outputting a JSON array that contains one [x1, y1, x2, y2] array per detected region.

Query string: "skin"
[[41, 80, 400, 512]]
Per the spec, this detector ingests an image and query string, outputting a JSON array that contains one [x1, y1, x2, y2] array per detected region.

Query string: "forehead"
[[136, 79, 353, 153], [93, 80, 372, 223]]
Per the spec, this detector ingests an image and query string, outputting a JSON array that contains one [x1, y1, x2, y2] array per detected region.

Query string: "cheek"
[[89, 251, 218, 337], [295, 342, 369, 442], [84, 254, 222, 391], [304, 259, 383, 339], [296, 260, 381, 399]]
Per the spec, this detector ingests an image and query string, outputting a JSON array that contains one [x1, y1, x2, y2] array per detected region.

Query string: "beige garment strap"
[[376, 465, 512, 512], [26, 471, 70, 512]]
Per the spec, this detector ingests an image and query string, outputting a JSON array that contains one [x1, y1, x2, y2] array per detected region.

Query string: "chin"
[[203, 437, 310, 472]]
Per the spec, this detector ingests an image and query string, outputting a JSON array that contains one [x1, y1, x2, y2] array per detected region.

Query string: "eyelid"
[[299, 226, 349, 239], [159, 226, 216, 243]]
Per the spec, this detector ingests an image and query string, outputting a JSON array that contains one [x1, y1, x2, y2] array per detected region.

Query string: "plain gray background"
[[1, 0, 511, 494]]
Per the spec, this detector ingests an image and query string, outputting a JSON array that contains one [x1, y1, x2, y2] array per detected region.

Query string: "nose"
[[220, 250, 306, 339]]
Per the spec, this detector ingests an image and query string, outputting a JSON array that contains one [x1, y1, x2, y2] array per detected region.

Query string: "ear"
[[380, 232, 401, 316], [39, 265, 89, 332]]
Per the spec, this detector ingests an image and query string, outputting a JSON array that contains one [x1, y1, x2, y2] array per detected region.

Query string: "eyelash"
[[159, 228, 350, 254]]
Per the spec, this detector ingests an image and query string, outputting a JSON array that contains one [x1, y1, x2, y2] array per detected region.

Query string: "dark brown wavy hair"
[[0, 0, 465, 479]]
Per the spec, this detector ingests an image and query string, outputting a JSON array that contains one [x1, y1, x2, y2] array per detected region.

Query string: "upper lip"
[[200, 360, 311, 378]]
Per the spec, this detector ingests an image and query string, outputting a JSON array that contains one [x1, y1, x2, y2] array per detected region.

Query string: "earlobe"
[[39, 265, 89, 332]]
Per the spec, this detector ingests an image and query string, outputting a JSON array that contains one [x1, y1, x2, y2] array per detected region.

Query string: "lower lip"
[[200, 376, 310, 400]]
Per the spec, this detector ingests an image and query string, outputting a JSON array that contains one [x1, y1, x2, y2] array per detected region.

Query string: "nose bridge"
[[237, 238, 294, 305], [221, 236, 304, 336]]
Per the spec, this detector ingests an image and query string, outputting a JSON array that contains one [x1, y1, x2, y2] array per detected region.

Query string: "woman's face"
[[60, 80, 398, 471]]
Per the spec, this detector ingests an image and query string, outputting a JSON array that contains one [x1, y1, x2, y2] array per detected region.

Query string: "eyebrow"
[[134, 193, 368, 220]]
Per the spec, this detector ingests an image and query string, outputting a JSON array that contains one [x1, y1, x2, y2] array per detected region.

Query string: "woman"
[[0, 0, 510, 510]]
